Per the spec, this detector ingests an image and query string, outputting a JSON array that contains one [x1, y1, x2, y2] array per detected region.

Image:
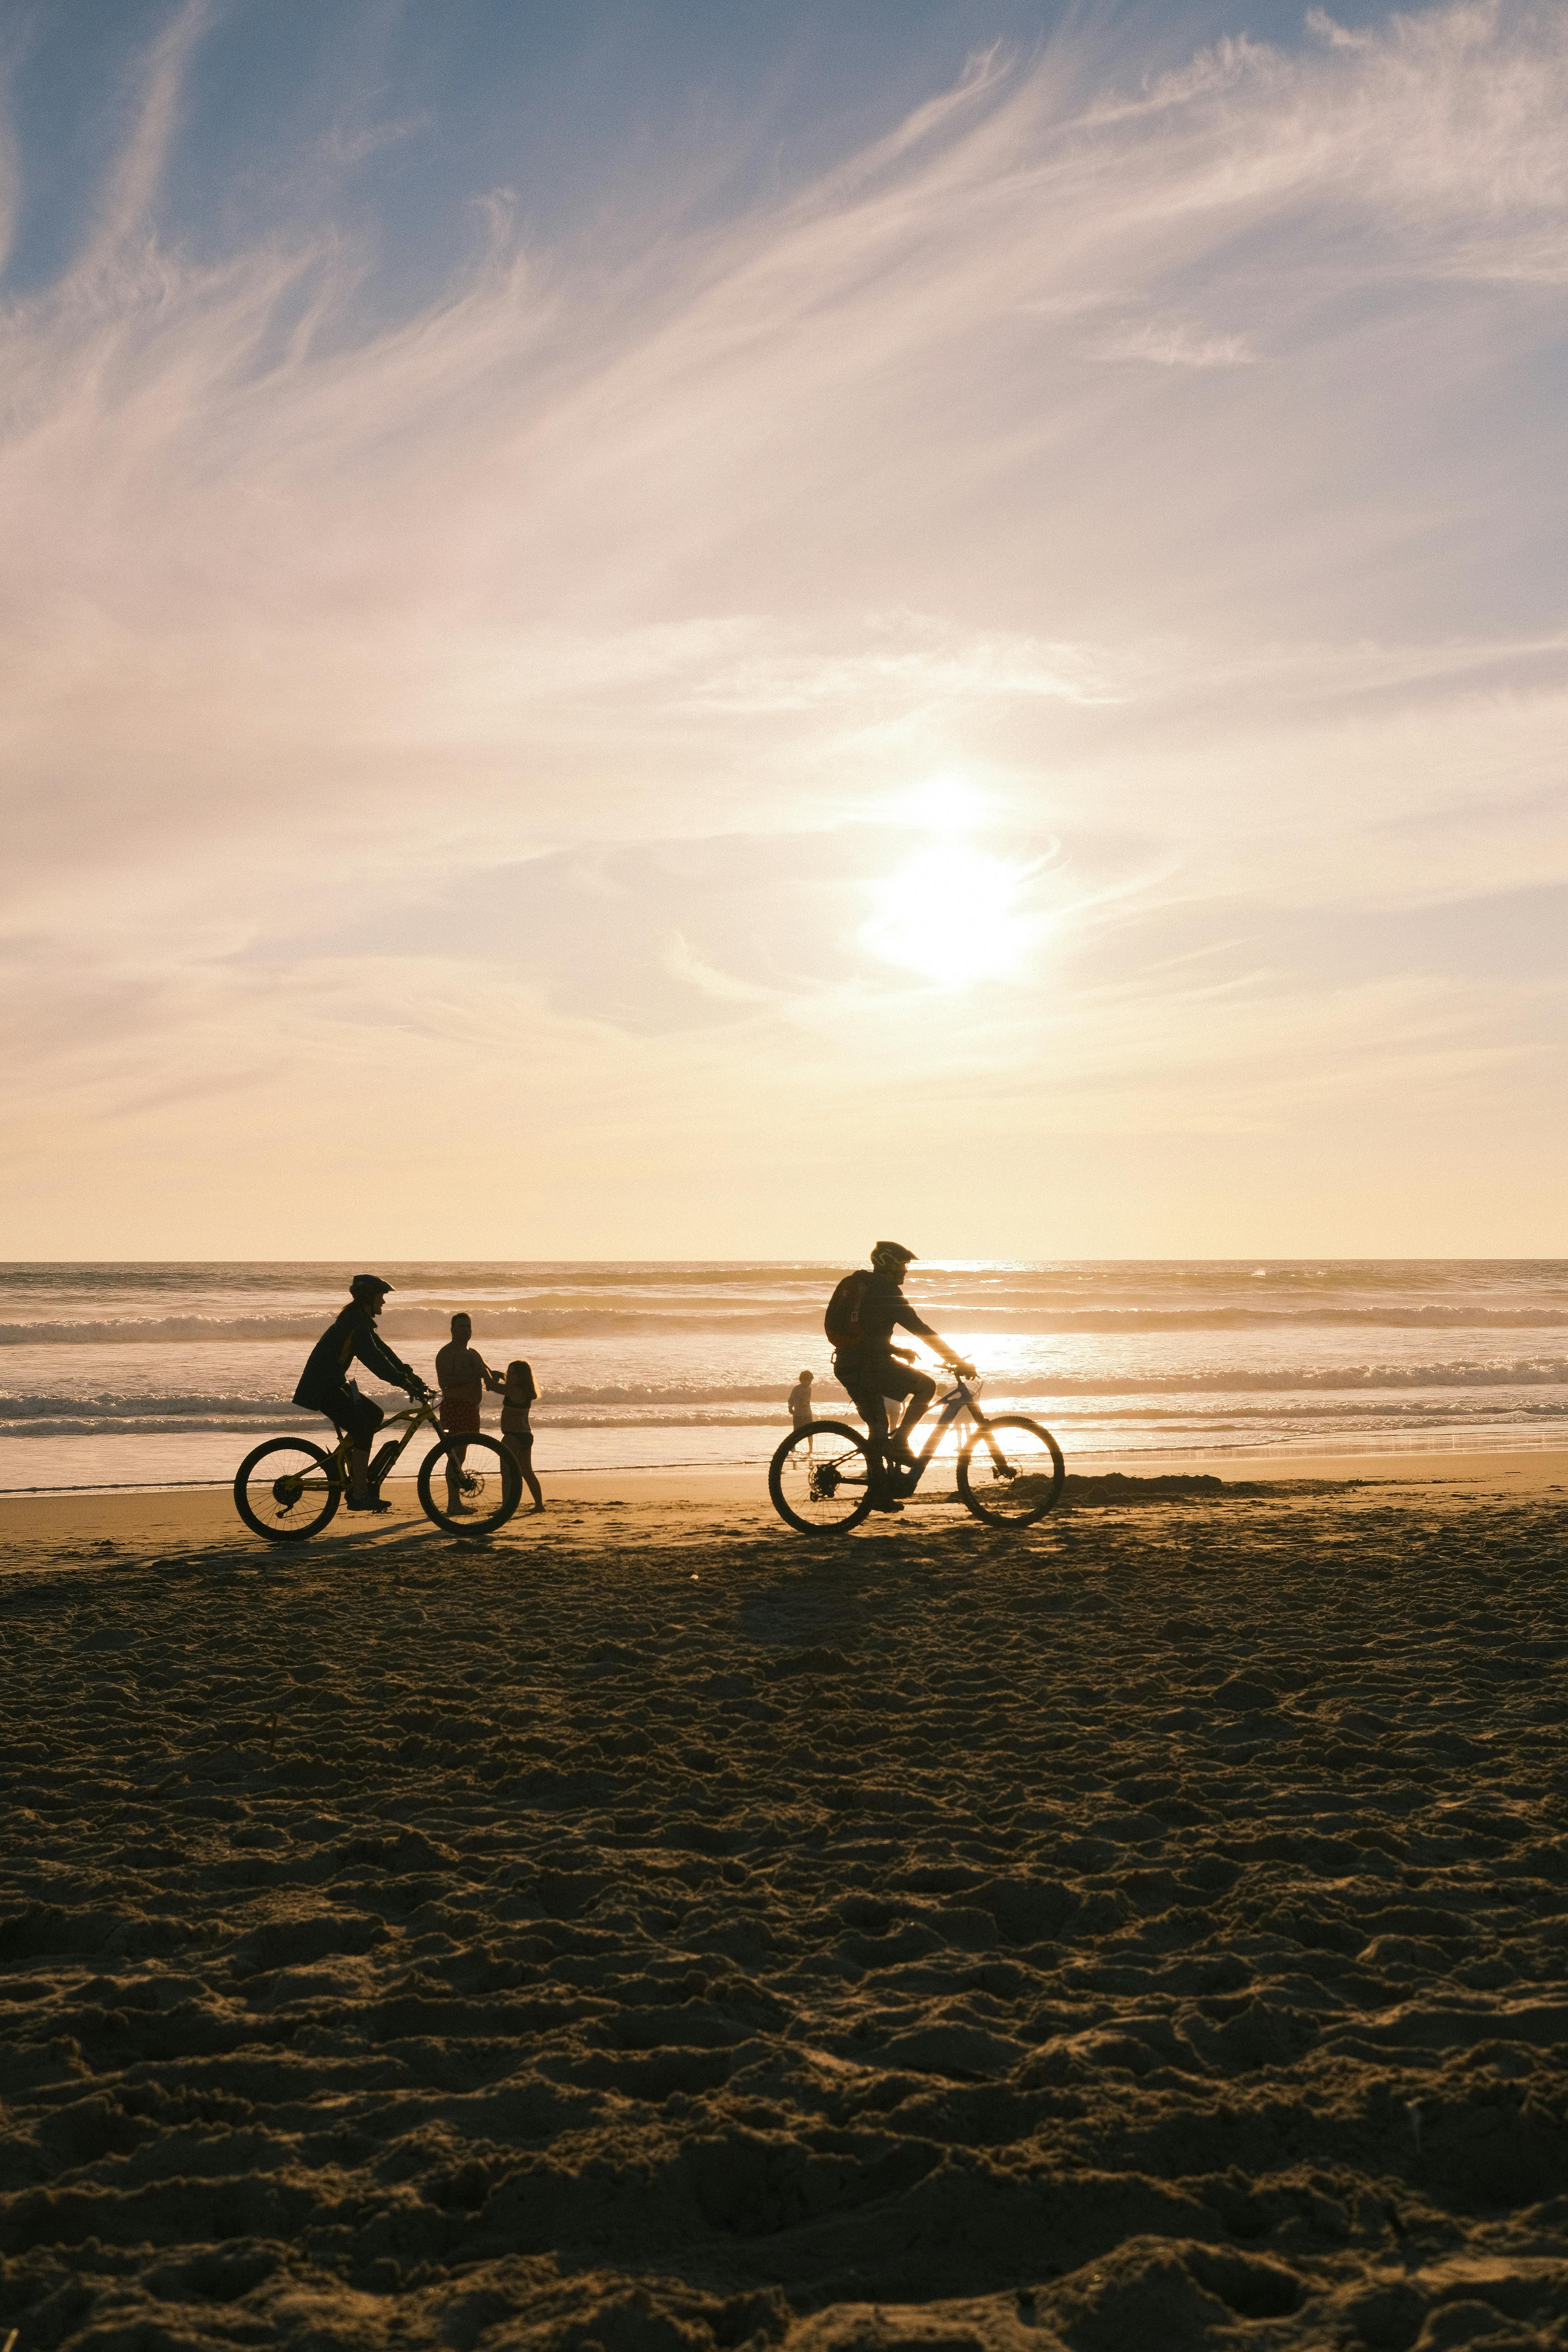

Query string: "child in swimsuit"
[[500, 1360, 544, 1512]]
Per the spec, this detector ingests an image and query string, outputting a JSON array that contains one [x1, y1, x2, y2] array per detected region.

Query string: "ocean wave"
[[9, 1404, 1568, 1445], [532, 1366, 1568, 1401], [0, 1392, 293, 1418], [9, 1363, 1568, 1413], [5, 1364, 1568, 1441], [5, 1303, 1568, 1346], [6, 1364, 1568, 1410], [2, 1419, 287, 1443]]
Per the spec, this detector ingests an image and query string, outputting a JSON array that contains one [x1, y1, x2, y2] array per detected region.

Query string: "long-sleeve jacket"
[[293, 1304, 420, 1411], [848, 1273, 935, 1354]]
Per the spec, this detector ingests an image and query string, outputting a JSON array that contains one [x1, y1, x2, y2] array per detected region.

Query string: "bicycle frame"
[[365, 1398, 444, 1485], [312, 1397, 441, 1491], [870, 1376, 999, 1496]]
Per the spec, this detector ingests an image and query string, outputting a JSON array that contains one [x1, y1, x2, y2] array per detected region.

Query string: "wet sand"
[[3, 1458, 1568, 2349], [4, 1444, 1565, 1548]]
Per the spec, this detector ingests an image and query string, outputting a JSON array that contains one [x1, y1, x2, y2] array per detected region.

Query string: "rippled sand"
[[4, 1472, 1568, 2350]]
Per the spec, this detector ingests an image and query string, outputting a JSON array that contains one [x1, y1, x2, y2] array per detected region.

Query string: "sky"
[[2, 0, 1565, 1260]]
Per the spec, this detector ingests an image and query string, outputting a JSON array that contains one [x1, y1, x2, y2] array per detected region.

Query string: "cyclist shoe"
[[871, 1495, 905, 1513], [345, 1493, 392, 1514]]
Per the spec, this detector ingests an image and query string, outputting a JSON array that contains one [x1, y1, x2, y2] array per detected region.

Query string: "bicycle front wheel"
[[418, 1435, 521, 1536], [957, 1417, 1065, 1528], [234, 1437, 341, 1543], [769, 1421, 877, 1535]]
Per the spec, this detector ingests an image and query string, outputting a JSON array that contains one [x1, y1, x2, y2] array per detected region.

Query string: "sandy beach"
[[4, 1455, 1568, 2350], [11, 0, 1568, 2334]]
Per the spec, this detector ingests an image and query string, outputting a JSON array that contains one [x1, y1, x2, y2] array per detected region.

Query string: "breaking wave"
[[5, 1362, 1568, 1442], [5, 1304, 1568, 1346]]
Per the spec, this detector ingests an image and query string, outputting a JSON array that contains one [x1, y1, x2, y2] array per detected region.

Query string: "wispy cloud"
[[323, 113, 429, 171], [2, 1, 1565, 1251], [1092, 318, 1259, 366], [74, 0, 209, 274]]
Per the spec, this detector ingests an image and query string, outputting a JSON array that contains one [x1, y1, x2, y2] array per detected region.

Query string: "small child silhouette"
[[787, 1368, 815, 1453], [499, 1359, 545, 1513]]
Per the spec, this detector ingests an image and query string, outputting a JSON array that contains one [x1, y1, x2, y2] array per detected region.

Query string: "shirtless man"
[[434, 1312, 504, 1513]]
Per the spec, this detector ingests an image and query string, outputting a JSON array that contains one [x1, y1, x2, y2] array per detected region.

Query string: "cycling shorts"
[[312, 1384, 384, 1449], [834, 1349, 933, 1419]]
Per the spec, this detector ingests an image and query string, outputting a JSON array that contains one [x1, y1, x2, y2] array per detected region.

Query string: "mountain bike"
[[768, 1372, 1064, 1536], [233, 1395, 521, 1543]]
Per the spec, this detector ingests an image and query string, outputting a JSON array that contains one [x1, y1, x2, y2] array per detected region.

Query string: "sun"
[[862, 837, 1039, 987], [896, 772, 986, 835]]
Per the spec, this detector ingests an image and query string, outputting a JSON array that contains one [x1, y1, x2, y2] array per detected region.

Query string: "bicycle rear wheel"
[[234, 1437, 341, 1543], [418, 1435, 521, 1535], [769, 1421, 877, 1535], [957, 1417, 1065, 1528]]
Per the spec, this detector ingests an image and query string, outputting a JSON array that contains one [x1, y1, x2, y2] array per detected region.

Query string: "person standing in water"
[[500, 1359, 545, 1512], [434, 1312, 504, 1514], [787, 1368, 815, 1453]]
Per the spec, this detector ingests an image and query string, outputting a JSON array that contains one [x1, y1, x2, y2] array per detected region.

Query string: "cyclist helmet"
[[870, 1240, 917, 1275], [349, 1273, 394, 1304]]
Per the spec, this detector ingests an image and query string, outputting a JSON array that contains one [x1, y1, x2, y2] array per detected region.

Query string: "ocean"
[[2, 1260, 1566, 1496]]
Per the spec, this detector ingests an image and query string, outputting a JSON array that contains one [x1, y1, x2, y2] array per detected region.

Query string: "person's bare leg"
[[446, 1436, 470, 1509], [349, 1446, 371, 1502], [859, 1394, 903, 1508], [893, 1374, 937, 1455], [506, 1434, 543, 1510], [864, 1392, 896, 1470]]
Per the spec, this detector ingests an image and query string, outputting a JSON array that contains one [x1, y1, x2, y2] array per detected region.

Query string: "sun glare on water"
[[861, 778, 1043, 988]]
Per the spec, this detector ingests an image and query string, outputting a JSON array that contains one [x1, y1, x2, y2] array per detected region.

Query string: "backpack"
[[825, 1268, 873, 1349]]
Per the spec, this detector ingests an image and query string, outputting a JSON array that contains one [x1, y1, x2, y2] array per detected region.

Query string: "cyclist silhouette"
[[293, 1275, 427, 1512], [829, 1242, 974, 1507]]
